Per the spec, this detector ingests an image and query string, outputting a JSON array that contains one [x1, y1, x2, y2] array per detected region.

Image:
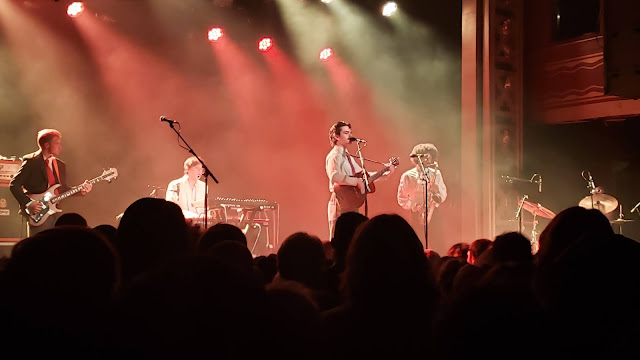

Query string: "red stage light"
[[319, 48, 333, 61], [208, 28, 224, 42], [67, 2, 85, 18], [258, 37, 273, 52]]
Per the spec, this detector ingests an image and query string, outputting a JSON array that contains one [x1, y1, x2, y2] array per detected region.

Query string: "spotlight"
[[319, 48, 333, 62], [208, 27, 224, 42], [67, 2, 84, 17], [321, 0, 334, 3], [381, 1, 398, 17], [258, 37, 273, 52]]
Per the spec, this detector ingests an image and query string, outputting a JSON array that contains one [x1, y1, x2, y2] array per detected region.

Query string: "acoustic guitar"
[[334, 157, 399, 210]]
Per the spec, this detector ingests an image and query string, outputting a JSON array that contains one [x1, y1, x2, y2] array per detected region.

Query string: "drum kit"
[[503, 170, 640, 252], [577, 171, 636, 235]]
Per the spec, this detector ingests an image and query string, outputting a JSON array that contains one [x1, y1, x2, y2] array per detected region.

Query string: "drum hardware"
[[520, 200, 555, 254], [578, 170, 618, 214], [631, 201, 640, 217], [609, 204, 635, 236]]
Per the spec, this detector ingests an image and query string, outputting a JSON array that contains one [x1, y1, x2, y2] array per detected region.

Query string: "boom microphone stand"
[[162, 116, 219, 229], [415, 154, 430, 248], [354, 140, 369, 217]]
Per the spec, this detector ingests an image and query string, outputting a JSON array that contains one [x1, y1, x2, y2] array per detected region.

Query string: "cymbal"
[[522, 200, 556, 219], [610, 218, 634, 225], [578, 194, 618, 214]]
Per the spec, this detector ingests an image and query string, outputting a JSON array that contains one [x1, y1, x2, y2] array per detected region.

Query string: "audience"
[[0, 201, 638, 359]]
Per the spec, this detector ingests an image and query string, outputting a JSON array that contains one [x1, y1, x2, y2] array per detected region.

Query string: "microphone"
[[538, 175, 542, 193], [348, 137, 367, 143], [160, 116, 178, 124], [587, 171, 595, 192], [631, 201, 640, 213]]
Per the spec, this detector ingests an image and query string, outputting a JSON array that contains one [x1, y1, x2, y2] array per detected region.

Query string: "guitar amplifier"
[[0, 160, 25, 240], [0, 159, 21, 185], [0, 185, 25, 241]]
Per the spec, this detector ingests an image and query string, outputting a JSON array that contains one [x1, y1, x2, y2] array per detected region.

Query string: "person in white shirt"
[[326, 121, 395, 238], [397, 143, 447, 248], [166, 156, 207, 220]]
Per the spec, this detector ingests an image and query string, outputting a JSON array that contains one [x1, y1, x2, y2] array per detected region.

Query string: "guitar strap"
[[346, 151, 356, 176]]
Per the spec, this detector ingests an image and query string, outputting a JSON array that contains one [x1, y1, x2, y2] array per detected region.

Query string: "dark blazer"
[[9, 151, 68, 209]]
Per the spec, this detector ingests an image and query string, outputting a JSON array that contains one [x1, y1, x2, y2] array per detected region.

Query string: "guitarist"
[[397, 143, 447, 248], [9, 129, 92, 236], [325, 121, 395, 238]]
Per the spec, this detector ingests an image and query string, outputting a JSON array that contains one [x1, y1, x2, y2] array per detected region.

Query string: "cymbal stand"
[[530, 209, 539, 254], [631, 201, 640, 218], [515, 194, 528, 234], [616, 204, 626, 236]]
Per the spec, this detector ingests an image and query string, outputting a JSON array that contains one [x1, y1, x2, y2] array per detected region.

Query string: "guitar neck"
[[367, 166, 390, 183], [51, 176, 104, 204]]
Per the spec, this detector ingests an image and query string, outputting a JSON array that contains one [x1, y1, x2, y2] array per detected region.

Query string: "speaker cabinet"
[[0, 185, 25, 240], [604, 0, 640, 99]]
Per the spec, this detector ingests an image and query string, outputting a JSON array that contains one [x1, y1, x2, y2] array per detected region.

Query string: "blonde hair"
[[37, 129, 62, 149], [183, 156, 202, 173]]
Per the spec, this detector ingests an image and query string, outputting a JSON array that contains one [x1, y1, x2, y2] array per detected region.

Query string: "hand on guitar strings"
[[80, 180, 93, 195], [27, 201, 43, 213], [357, 179, 366, 194]]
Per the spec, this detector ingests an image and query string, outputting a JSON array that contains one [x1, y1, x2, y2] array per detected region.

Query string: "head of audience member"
[[343, 214, 437, 309], [254, 253, 278, 285], [425, 249, 442, 276], [3, 227, 119, 317], [467, 238, 492, 265], [115, 255, 272, 359], [491, 232, 533, 265], [277, 232, 327, 290], [331, 212, 368, 272], [198, 223, 247, 254], [116, 197, 189, 284], [54, 212, 88, 227], [536, 206, 613, 266], [93, 224, 117, 245], [207, 240, 255, 274], [447, 242, 470, 262]]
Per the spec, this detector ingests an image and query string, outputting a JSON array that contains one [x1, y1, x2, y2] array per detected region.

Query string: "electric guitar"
[[24, 168, 118, 226], [334, 157, 399, 210]]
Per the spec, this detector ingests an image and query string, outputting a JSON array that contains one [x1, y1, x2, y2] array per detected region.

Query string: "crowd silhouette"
[[1, 198, 639, 359]]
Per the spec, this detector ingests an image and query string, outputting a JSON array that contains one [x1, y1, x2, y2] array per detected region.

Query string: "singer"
[[325, 121, 395, 238], [165, 156, 207, 220], [397, 143, 447, 248]]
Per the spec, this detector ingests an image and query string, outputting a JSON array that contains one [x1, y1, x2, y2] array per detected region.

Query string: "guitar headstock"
[[102, 168, 118, 182], [388, 157, 400, 167]]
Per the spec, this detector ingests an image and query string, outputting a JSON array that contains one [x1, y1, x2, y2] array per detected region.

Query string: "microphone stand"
[[164, 120, 219, 229], [354, 141, 369, 217], [416, 154, 430, 248]]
